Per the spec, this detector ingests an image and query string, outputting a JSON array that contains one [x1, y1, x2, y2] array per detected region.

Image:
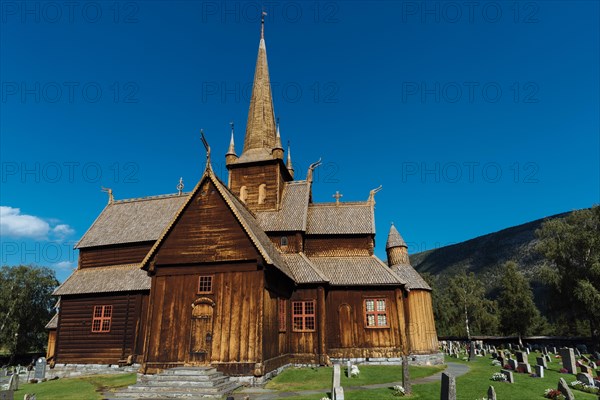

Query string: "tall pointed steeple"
[[386, 223, 410, 266], [225, 121, 238, 165], [240, 13, 277, 161], [286, 141, 294, 178], [272, 117, 284, 159]]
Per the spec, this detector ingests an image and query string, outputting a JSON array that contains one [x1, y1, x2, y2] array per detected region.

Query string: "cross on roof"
[[332, 191, 343, 205]]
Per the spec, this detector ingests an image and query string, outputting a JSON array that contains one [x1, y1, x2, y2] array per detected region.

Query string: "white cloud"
[[53, 261, 76, 271], [0, 206, 74, 241]]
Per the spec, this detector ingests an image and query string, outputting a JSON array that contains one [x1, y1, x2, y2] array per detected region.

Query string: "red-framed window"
[[278, 298, 287, 332], [292, 300, 316, 332], [92, 305, 112, 333], [198, 275, 213, 294], [364, 298, 388, 328]]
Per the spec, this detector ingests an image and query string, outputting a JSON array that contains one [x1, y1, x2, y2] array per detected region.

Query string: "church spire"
[[386, 223, 410, 266], [272, 117, 284, 159], [286, 141, 294, 178], [225, 121, 238, 165], [241, 14, 277, 160]]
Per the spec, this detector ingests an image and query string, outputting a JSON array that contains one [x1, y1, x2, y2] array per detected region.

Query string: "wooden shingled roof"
[[53, 264, 151, 295], [76, 194, 188, 249], [305, 203, 375, 235], [256, 181, 311, 231], [308, 256, 405, 286], [45, 313, 58, 329], [392, 264, 431, 290]]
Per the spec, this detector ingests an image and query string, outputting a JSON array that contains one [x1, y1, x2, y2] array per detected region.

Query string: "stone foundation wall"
[[330, 352, 444, 366], [46, 363, 141, 379]]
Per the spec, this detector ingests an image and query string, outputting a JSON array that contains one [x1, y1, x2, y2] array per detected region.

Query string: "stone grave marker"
[[574, 348, 581, 357], [526, 348, 530, 355], [440, 372, 456, 400], [468, 342, 475, 361], [508, 358, 518, 371], [516, 351, 527, 364], [500, 369, 514, 383], [0, 390, 13, 400], [517, 362, 532, 374], [580, 364, 591, 374], [7, 376, 17, 392], [332, 364, 341, 390], [23, 395, 36, 400], [333, 387, 344, 400], [576, 372, 595, 387], [346, 361, 352, 378], [560, 348, 577, 374], [535, 365, 544, 378], [508, 343, 513, 350], [543, 346, 549, 355], [558, 377, 575, 400], [552, 347, 558, 354], [34, 358, 46, 381], [544, 354, 551, 363], [487, 385, 496, 400], [536, 357, 547, 369], [497, 355, 505, 367], [590, 361, 597, 369]]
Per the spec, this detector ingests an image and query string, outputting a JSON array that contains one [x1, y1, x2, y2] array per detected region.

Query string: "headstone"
[[7, 375, 17, 391], [543, 346, 549, 355], [508, 358, 518, 371], [0, 390, 13, 400], [497, 356, 505, 367], [346, 361, 352, 378], [468, 342, 475, 361], [482, 349, 487, 357], [580, 364, 591, 374], [500, 369, 514, 383], [535, 365, 544, 378], [508, 343, 513, 350], [34, 358, 46, 380], [440, 372, 456, 400], [517, 362, 532, 374], [516, 351, 527, 364], [576, 372, 595, 387], [558, 377, 575, 400], [526, 348, 530, 355], [332, 364, 341, 391], [333, 387, 344, 400], [536, 357, 548, 369], [553, 347, 558, 354], [544, 355, 551, 363], [560, 348, 577, 374], [590, 361, 597, 369], [23, 395, 36, 400], [487, 385, 496, 400], [575, 348, 581, 357]]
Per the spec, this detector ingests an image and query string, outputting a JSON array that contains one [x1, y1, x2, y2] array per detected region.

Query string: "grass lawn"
[[265, 364, 446, 392], [277, 353, 600, 400], [15, 373, 137, 400]]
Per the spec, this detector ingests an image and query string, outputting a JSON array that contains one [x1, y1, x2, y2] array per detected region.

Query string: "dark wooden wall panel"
[[79, 242, 154, 268], [155, 181, 259, 265], [304, 236, 374, 257], [55, 292, 146, 364], [228, 162, 288, 212]]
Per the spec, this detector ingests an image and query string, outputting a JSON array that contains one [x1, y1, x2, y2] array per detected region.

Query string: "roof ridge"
[[309, 201, 371, 207], [114, 192, 190, 204], [298, 252, 329, 282]]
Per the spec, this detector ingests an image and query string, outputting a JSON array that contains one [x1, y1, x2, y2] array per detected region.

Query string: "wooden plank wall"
[[304, 235, 374, 257], [144, 269, 265, 372], [55, 292, 146, 364], [289, 288, 319, 357], [228, 162, 287, 212], [406, 290, 439, 354], [155, 181, 259, 265], [325, 288, 403, 359], [79, 242, 154, 268], [268, 233, 303, 253]]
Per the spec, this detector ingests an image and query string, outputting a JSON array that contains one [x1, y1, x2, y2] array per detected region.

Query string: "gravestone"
[[333, 387, 344, 400], [497, 356, 505, 367], [7, 376, 17, 392], [543, 346, 549, 355], [346, 361, 352, 378], [500, 369, 514, 383], [580, 364, 591, 374], [536, 357, 547, 369], [590, 361, 597, 369], [440, 372, 456, 400], [481, 349, 487, 357], [535, 365, 544, 378], [468, 342, 475, 361], [0, 390, 13, 400], [34, 358, 46, 380], [24, 395, 37, 400], [508, 344, 513, 350], [552, 347, 558, 354], [526, 348, 530, 355], [558, 377, 575, 400], [332, 364, 341, 391], [575, 348, 581, 357], [516, 351, 527, 364], [560, 348, 577, 374], [487, 385, 496, 400], [508, 358, 518, 371], [544, 354, 551, 363], [576, 372, 595, 387], [517, 362, 532, 374]]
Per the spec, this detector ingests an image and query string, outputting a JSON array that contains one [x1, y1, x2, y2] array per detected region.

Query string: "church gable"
[[153, 178, 259, 265]]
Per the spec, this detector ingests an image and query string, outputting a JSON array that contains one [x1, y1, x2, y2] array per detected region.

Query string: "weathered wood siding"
[[325, 288, 404, 359], [79, 242, 154, 268], [143, 268, 265, 373], [406, 290, 439, 354], [154, 180, 259, 265], [304, 235, 374, 256], [268, 233, 304, 253], [46, 330, 57, 360], [228, 162, 289, 212], [289, 288, 319, 360], [55, 292, 147, 364]]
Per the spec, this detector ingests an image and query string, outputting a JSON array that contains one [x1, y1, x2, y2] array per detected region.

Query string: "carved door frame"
[[189, 297, 215, 365]]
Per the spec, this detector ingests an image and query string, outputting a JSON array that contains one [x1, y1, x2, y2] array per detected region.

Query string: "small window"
[[240, 186, 248, 203], [278, 298, 287, 332], [258, 183, 267, 204], [364, 298, 388, 328], [280, 236, 288, 247], [91, 305, 112, 333], [198, 275, 213, 294], [292, 300, 316, 332]]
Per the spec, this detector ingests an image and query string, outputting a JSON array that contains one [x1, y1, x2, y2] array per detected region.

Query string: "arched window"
[[258, 183, 267, 204], [280, 236, 288, 247], [240, 186, 248, 203]]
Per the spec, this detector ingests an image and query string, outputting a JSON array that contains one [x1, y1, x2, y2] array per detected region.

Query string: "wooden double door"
[[189, 298, 215, 365]]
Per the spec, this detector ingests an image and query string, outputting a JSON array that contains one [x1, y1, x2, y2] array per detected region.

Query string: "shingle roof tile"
[[256, 181, 311, 232], [53, 264, 150, 295], [307, 255, 404, 286], [392, 264, 431, 290], [306, 203, 375, 235]]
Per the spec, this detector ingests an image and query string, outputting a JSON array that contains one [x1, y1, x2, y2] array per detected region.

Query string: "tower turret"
[[386, 223, 410, 266], [225, 122, 238, 165], [272, 118, 284, 159]]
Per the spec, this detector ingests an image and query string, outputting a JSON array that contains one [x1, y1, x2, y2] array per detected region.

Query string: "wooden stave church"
[[47, 23, 440, 377]]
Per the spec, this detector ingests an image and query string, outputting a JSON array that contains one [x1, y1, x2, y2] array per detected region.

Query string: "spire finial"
[[200, 129, 212, 170], [101, 187, 114, 204], [177, 177, 184, 196], [333, 191, 343, 205], [261, 10, 267, 39], [286, 141, 293, 169]]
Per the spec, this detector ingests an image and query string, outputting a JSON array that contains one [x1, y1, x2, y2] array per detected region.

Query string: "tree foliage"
[[0, 265, 59, 360], [497, 261, 540, 337], [536, 205, 600, 340]]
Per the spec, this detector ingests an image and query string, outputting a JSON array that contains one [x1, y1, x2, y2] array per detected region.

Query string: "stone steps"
[[111, 367, 241, 399]]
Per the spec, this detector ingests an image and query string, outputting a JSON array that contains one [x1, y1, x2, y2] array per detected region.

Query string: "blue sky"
[[1, 1, 598, 282]]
